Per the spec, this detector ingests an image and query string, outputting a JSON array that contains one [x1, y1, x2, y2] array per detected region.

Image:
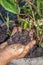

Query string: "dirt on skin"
[[7, 30, 43, 57], [0, 25, 43, 57]]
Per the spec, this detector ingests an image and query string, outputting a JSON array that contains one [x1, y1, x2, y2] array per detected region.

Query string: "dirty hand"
[[0, 27, 36, 65]]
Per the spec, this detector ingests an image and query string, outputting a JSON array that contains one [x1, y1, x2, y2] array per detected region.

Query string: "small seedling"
[[5, 14, 11, 35], [21, 19, 28, 29], [39, 42, 43, 48]]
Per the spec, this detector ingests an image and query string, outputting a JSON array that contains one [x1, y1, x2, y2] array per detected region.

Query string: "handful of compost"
[[0, 27, 36, 65]]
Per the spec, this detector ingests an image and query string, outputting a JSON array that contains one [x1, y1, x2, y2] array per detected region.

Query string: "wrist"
[[0, 48, 12, 65]]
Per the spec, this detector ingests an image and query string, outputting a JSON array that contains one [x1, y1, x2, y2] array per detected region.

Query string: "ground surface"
[[7, 57, 43, 65]]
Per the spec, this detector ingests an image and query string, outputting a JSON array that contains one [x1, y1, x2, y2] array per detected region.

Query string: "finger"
[[18, 27, 22, 32], [11, 27, 17, 36], [0, 26, 17, 49], [0, 42, 7, 50], [16, 40, 36, 58], [0, 43, 25, 65]]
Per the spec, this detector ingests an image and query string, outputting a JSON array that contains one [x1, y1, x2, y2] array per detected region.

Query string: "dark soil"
[[0, 21, 15, 44], [7, 30, 43, 57], [0, 25, 8, 43], [7, 30, 31, 45], [25, 44, 43, 58], [0, 24, 43, 57]]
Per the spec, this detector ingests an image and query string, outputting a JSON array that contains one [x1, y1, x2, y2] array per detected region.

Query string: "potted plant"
[[0, 0, 43, 65]]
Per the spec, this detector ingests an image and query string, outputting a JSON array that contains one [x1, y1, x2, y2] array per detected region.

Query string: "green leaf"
[[0, 0, 20, 14], [40, 0, 43, 5], [5, 14, 9, 27], [21, 19, 27, 29], [23, 22, 27, 29], [9, 0, 15, 4], [37, 25, 42, 34], [39, 42, 43, 48], [36, 0, 41, 14], [36, 0, 43, 16]]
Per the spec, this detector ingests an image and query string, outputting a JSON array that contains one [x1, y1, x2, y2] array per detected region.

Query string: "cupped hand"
[[0, 27, 36, 65]]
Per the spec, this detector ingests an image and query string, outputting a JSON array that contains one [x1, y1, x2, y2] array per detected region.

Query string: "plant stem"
[[23, 0, 41, 16], [0, 13, 5, 22]]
